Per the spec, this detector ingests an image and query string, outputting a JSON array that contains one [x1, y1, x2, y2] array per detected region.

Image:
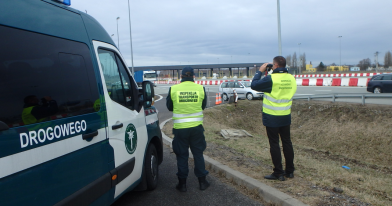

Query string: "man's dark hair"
[[273, 56, 286, 68], [181, 72, 193, 78]]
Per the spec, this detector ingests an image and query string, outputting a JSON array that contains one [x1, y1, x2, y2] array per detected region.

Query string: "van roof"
[[0, 0, 115, 47]]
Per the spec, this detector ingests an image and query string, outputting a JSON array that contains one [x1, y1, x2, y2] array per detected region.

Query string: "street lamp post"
[[277, 0, 282, 55], [127, 0, 134, 75], [116, 17, 120, 50], [338, 36, 342, 70]]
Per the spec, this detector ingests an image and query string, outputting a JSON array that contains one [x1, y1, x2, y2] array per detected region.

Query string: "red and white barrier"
[[153, 73, 382, 87]]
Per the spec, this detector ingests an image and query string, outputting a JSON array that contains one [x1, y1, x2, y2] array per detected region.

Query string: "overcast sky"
[[71, 0, 392, 67]]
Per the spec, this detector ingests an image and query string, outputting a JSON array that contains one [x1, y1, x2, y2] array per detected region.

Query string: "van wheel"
[[373, 87, 381, 93], [246, 93, 253, 100], [145, 144, 158, 190], [222, 93, 228, 101]]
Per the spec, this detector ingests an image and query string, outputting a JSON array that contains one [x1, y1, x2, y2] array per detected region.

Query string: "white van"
[[0, 0, 163, 205]]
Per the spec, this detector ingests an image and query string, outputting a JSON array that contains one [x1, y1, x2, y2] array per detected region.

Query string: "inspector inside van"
[[0, 0, 163, 205]]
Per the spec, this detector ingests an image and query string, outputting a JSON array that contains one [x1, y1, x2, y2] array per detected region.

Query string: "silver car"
[[219, 81, 263, 101]]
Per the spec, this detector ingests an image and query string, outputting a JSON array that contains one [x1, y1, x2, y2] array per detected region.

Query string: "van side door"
[[93, 41, 148, 198]]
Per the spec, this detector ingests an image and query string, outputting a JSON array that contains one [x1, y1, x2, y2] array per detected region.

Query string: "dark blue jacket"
[[251, 68, 292, 127]]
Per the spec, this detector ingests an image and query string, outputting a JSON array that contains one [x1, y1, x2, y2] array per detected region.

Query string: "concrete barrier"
[[349, 78, 358, 86], [302, 79, 309, 86], [341, 78, 350, 86], [296, 79, 303, 86], [357, 78, 368, 87], [309, 79, 317, 86], [323, 78, 332, 86], [316, 79, 323, 86], [331, 78, 341, 86]]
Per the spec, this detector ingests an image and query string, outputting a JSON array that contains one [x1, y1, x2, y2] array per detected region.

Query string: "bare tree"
[[299, 53, 306, 70], [384, 51, 392, 68], [292, 52, 297, 70], [285, 55, 292, 67], [357, 58, 371, 71]]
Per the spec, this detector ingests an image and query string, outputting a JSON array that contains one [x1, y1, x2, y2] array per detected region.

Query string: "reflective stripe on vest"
[[171, 81, 205, 129], [263, 95, 292, 103], [173, 111, 203, 118], [173, 117, 204, 124], [263, 73, 297, 116]]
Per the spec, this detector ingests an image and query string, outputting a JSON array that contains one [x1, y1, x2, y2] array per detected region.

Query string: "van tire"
[[145, 144, 159, 190]]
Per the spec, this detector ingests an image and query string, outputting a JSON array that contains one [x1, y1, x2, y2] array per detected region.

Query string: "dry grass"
[[163, 100, 392, 206]]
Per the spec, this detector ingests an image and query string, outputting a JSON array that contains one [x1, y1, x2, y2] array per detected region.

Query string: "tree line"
[[285, 50, 392, 72], [285, 52, 306, 73], [357, 51, 391, 71]]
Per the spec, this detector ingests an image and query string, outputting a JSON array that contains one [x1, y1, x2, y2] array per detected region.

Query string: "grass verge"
[[162, 100, 392, 206]]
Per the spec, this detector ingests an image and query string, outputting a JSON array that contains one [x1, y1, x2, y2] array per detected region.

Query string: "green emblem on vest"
[[125, 124, 137, 154]]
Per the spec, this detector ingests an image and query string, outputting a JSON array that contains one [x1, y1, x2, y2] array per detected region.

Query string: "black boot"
[[198, 176, 210, 190], [176, 177, 187, 192]]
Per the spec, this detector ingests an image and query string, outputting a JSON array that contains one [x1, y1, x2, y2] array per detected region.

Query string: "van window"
[[98, 49, 136, 110], [221, 83, 227, 88], [0, 25, 99, 128], [227, 82, 235, 88]]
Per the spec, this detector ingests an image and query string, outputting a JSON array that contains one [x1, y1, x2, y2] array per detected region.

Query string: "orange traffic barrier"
[[215, 93, 220, 105]]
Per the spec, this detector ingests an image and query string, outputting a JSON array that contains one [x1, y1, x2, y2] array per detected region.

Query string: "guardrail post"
[[361, 95, 365, 105], [307, 96, 310, 102], [332, 94, 335, 102]]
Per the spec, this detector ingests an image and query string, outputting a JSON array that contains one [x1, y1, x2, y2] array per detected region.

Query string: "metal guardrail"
[[293, 94, 392, 105]]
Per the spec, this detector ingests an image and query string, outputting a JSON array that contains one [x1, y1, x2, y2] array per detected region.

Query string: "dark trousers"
[[172, 125, 209, 179], [266, 125, 295, 175]]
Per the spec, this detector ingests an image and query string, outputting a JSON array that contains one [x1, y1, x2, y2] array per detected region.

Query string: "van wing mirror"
[[0, 121, 9, 131], [142, 81, 154, 108]]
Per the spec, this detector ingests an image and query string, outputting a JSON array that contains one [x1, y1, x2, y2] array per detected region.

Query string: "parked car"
[[219, 81, 263, 101], [367, 74, 392, 93]]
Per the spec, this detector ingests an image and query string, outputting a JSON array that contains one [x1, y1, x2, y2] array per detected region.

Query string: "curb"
[[159, 118, 308, 206]]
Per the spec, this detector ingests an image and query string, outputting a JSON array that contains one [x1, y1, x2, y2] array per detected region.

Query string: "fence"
[[293, 94, 392, 105]]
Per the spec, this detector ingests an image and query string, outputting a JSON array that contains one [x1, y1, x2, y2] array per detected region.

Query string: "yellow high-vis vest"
[[22, 106, 46, 125], [171, 81, 204, 129], [263, 73, 297, 116]]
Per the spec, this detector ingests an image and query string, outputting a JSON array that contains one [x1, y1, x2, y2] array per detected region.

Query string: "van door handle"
[[82, 131, 98, 140], [112, 123, 123, 130]]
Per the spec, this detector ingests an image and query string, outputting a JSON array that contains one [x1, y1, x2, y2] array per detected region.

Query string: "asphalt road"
[[112, 90, 262, 206]]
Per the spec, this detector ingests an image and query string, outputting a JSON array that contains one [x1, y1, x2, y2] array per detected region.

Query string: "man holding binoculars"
[[251, 56, 297, 181]]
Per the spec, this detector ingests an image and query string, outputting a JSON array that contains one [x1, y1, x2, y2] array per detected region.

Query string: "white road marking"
[[154, 94, 163, 102], [315, 90, 331, 91]]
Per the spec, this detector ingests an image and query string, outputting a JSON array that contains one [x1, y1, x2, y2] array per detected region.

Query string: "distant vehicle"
[[219, 81, 263, 101], [134, 70, 157, 86], [367, 74, 392, 93]]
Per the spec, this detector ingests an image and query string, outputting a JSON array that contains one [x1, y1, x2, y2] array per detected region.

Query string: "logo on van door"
[[125, 124, 137, 154]]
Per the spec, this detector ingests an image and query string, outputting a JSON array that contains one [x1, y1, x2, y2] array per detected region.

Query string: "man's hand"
[[259, 63, 271, 72]]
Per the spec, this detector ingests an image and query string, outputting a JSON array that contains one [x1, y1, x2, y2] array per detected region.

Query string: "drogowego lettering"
[[19, 120, 87, 148]]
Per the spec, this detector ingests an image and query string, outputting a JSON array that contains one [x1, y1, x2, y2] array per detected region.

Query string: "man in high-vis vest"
[[166, 67, 210, 192], [251, 56, 297, 181]]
